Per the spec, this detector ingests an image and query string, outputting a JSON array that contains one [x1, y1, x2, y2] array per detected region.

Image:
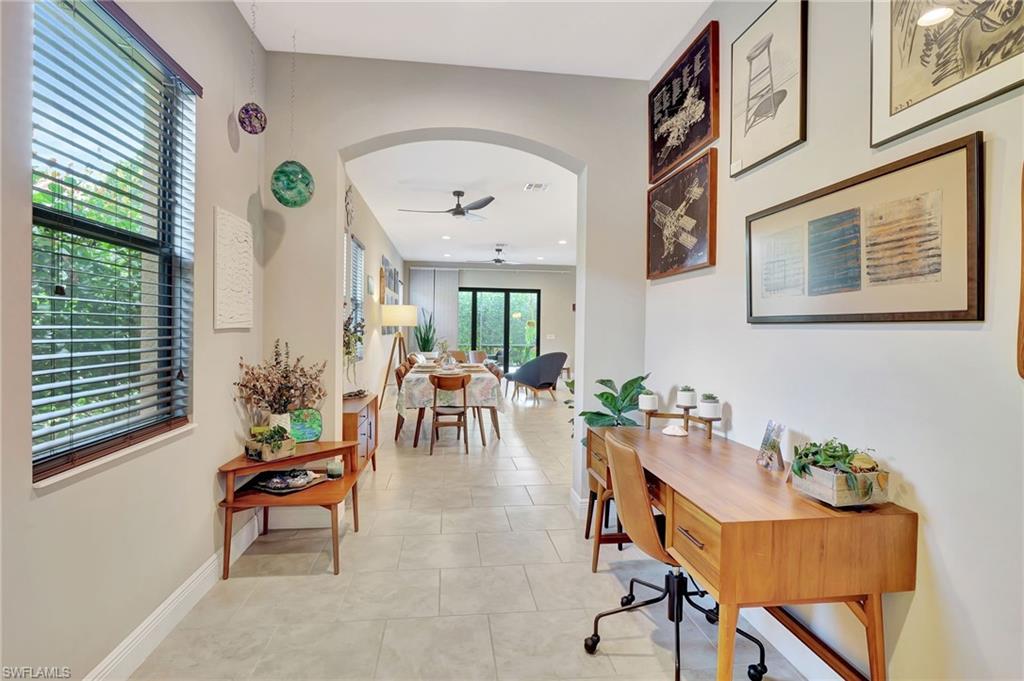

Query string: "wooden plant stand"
[[642, 405, 721, 440]]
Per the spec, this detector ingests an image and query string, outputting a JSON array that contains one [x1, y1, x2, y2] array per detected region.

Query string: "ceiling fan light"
[[442, 235, 451, 240], [917, 6, 954, 26]]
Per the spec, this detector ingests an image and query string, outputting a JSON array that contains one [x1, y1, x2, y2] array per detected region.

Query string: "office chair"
[[583, 433, 768, 681]]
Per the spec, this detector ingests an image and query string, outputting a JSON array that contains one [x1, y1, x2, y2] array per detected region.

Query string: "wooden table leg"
[[489, 407, 501, 439], [329, 503, 340, 575], [351, 481, 360, 532], [715, 603, 738, 681], [413, 408, 425, 448], [864, 593, 887, 681], [221, 508, 234, 580], [476, 407, 486, 445], [262, 506, 269, 535], [591, 489, 607, 573]]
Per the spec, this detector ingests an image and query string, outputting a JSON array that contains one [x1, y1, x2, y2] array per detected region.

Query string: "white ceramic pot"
[[697, 400, 722, 419], [677, 390, 697, 408], [268, 412, 292, 433], [638, 394, 659, 412]]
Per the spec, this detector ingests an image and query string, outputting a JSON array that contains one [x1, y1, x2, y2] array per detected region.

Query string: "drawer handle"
[[676, 526, 704, 550]]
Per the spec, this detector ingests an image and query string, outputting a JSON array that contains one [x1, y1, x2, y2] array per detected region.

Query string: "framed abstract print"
[[649, 21, 720, 183], [746, 132, 982, 323], [870, 0, 1024, 147], [729, 0, 807, 177], [647, 148, 717, 280]]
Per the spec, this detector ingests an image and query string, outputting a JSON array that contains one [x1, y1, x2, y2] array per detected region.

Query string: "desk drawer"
[[588, 435, 607, 481], [670, 492, 722, 583]]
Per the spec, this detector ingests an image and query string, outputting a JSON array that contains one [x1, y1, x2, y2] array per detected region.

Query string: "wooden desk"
[[587, 427, 917, 681], [218, 440, 360, 579]]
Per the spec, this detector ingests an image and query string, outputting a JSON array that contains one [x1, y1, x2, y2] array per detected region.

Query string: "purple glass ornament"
[[237, 102, 267, 135]]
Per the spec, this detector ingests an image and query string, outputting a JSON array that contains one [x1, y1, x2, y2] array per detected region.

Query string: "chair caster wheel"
[[705, 612, 719, 625], [620, 594, 635, 607], [747, 663, 767, 681], [583, 634, 600, 655]]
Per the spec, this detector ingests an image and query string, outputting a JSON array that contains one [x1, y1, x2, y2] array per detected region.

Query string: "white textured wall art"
[[214, 206, 254, 329]]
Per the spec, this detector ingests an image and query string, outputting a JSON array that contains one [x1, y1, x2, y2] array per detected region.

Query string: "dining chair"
[[505, 352, 567, 401], [428, 373, 471, 455], [468, 350, 488, 363], [582, 434, 769, 681], [406, 354, 419, 366], [449, 350, 468, 362]]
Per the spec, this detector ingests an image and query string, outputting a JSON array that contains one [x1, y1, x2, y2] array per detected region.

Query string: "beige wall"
[[345, 185, 406, 397], [0, 1, 266, 673], [261, 53, 649, 502], [457, 267, 576, 368], [644, 1, 1023, 678]]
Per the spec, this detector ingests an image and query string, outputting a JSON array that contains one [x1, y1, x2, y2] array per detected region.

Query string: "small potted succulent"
[[244, 425, 296, 462], [790, 438, 889, 507], [697, 393, 721, 419], [677, 384, 697, 408], [638, 389, 659, 412]]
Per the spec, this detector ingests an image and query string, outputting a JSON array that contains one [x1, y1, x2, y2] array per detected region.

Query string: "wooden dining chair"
[[406, 354, 419, 366], [468, 350, 487, 363], [449, 350, 468, 362], [428, 373, 471, 455]]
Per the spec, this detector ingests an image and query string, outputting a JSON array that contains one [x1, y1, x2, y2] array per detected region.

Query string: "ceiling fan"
[[398, 190, 494, 221], [471, 245, 520, 266]]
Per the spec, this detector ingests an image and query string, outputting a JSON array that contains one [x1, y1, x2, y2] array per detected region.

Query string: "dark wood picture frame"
[[647, 148, 718, 280], [648, 21, 720, 184], [745, 132, 983, 323], [1018, 162, 1023, 378], [729, 0, 807, 178]]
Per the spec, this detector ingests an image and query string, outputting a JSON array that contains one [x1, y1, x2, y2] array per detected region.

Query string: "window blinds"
[[30, 0, 197, 479], [350, 237, 366, 359]]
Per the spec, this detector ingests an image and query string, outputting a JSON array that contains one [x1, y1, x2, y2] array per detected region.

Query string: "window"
[[30, 0, 200, 481], [349, 236, 366, 360]]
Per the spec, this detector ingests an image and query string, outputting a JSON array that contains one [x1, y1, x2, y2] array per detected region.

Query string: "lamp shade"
[[381, 304, 419, 328]]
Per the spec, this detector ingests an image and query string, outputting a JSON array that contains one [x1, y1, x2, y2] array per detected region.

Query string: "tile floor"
[[134, 388, 806, 681]]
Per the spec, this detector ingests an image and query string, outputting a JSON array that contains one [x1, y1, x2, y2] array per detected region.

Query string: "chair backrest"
[[468, 350, 487, 363], [604, 433, 677, 566], [450, 350, 468, 362], [429, 373, 470, 409], [487, 364, 504, 380], [406, 354, 419, 366], [514, 352, 568, 387], [395, 364, 408, 389]]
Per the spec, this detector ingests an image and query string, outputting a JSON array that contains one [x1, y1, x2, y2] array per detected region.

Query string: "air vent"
[[523, 183, 549, 192]]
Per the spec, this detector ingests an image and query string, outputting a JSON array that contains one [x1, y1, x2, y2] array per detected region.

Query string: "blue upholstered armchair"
[[505, 352, 568, 401]]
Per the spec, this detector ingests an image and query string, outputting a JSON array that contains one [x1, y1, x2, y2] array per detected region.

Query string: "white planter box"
[[697, 401, 722, 419], [677, 390, 697, 408], [244, 437, 297, 462], [791, 466, 890, 507], [638, 394, 659, 411]]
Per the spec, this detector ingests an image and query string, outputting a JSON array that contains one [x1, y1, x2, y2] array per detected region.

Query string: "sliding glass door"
[[457, 288, 540, 373]]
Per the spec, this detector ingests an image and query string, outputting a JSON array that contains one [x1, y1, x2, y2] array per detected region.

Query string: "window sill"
[[32, 421, 197, 490]]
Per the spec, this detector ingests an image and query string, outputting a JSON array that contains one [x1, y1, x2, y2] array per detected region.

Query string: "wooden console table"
[[587, 427, 917, 681], [218, 440, 361, 579], [343, 393, 379, 472]]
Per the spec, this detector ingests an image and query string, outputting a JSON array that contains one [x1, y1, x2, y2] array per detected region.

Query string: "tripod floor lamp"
[[380, 304, 420, 398]]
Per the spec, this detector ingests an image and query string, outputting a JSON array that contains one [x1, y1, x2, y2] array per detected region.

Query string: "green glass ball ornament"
[[271, 160, 315, 208]]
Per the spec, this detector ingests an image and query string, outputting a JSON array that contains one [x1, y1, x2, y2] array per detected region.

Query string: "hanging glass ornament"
[[238, 1, 266, 135], [271, 160, 315, 207]]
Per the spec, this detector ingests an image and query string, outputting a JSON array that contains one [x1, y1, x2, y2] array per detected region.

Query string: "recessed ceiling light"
[[917, 6, 953, 26], [441, 235, 451, 240], [557, 239, 567, 245], [443, 254, 451, 258], [523, 183, 549, 192], [536, 256, 544, 260]]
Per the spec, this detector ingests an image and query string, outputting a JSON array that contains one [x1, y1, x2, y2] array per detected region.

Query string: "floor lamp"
[[380, 304, 420, 398]]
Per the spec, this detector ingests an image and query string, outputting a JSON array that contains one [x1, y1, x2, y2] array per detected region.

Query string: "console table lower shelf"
[[218, 440, 361, 579]]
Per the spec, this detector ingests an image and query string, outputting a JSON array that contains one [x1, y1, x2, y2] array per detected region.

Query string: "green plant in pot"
[[414, 311, 436, 354], [245, 425, 296, 462], [579, 374, 650, 434], [678, 384, 697, 408], [697, 393, 722, 419], [564, 379, 576, 438], [638, 388, 659, 412], [791, 438, 889, 507]]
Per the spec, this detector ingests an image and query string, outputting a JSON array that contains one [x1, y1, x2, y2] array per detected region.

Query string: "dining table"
[[396, 363, 504, 445]]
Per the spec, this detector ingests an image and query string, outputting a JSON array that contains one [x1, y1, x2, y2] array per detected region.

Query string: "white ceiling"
[[237, 1, 711, 80], [345, 141, 577, 265]]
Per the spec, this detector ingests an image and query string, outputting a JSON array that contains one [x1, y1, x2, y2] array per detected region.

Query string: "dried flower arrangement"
[[235, 339, 327, 418]]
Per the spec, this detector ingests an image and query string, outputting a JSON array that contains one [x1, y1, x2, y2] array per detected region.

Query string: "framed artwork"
[[1018, 162, 1023, 379], [213, 206, 254, 330], [870, 0, 1024, 147], [647, 148, 717, 280], [729, 0, 807, 177], [746, 132, 982, 323], [649, 21, 719, 183], [380, 256, 401, 334], [757, 420, 786, 471]]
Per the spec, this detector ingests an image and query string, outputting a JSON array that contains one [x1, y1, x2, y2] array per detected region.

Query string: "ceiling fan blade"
[[462, 196, 494, 211], [397, 208, 454, 214], [465, 212, 487, 222]]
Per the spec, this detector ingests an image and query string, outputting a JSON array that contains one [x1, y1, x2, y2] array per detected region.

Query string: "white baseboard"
[[84, 514, 260, 681], [569, 486, 589, 518]]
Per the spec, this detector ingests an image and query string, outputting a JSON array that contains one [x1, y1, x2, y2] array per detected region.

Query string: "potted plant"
[[791, 438, 889, 507], [342, 310, 365, 385], [697, 393, 721, 419], [235, 339, 327, 435], [244, 425, 297, 462], [638, 389, 659, 412], [414, 311, 437, 357], [579, 374, 650, 430], [678, 384, 697, 408]]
